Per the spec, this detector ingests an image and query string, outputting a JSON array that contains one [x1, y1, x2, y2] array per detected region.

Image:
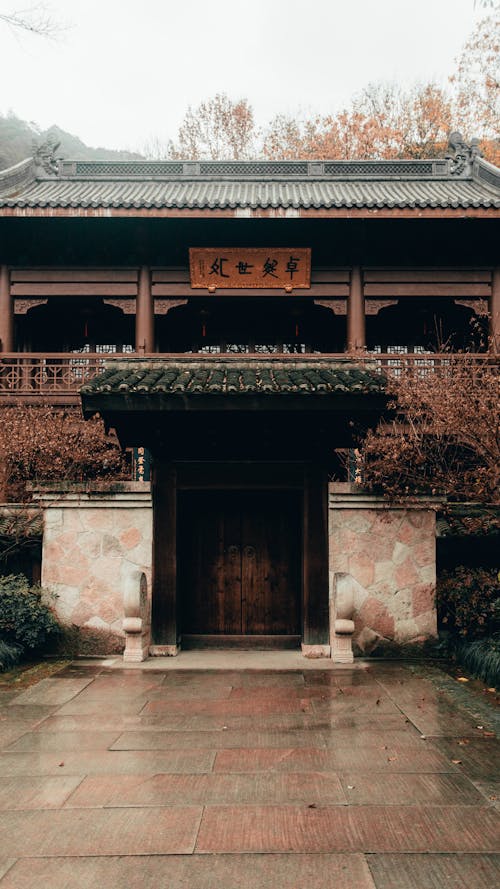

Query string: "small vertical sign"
[[133, 447, 151, 482]]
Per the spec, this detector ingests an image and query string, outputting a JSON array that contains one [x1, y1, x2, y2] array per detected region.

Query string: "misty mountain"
[[0, 112, 143, 170]]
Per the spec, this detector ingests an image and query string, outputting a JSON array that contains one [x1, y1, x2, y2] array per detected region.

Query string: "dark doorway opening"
[[178, 489, 301, 647]]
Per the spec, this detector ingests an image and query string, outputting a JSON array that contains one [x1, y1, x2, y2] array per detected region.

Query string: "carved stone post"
[[347, 265, 366, 351], [123, 570, 150, 662], [135, 266, 154, 353], [490, 267, 500, 353], [0, 265, 14, 352]]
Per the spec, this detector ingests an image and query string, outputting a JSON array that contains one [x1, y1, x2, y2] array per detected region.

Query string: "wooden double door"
[[179, 490, 301, 638]]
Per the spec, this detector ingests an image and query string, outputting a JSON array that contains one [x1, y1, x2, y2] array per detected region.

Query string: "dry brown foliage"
[[159, 17, 499, 164], [358, 358, 500, 504], [167, 93, 256, 161], [0, 406, 128, 502]]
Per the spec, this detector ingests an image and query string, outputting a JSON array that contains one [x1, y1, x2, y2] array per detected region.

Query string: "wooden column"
[[151, 461, 178, 652], [135, 265, 154, 353], [490, 267, 500, 353], [347, 265, 366, 351], [302, 463, 330, 652], [0, 265, 14, 352]]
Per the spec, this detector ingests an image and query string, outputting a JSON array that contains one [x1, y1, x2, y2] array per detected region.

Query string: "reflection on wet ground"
[[0, 660, 499, 888]]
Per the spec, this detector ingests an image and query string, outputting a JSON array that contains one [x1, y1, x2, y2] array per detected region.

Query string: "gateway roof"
[[0, 136, 499, 214], [81, 358, 385, 397]]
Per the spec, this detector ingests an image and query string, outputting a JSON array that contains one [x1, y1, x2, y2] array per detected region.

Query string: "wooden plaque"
[[189, 248, 311, 291]]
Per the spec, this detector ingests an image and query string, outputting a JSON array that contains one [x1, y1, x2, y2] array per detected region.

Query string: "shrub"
[[437, 566, 499, 637], [0, 638, 22, 671], [453, 637, 500, 688], [0, 573, 60, 653]]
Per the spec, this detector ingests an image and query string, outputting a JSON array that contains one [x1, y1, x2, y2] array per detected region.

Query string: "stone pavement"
[[0, 659, 499, 888]]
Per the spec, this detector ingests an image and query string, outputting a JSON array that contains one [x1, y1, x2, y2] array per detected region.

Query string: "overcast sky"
[[0, 0, 492, 153]]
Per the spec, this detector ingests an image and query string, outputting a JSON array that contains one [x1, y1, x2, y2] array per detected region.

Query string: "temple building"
[[0, 137, 498, 660]]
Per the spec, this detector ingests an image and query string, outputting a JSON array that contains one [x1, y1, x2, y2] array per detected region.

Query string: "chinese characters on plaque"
[[133, 447, 151, 482], [189, 248, 311, 290]]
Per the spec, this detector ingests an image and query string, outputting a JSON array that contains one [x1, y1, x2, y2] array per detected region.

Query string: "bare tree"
[[0, 3, 64, 39]]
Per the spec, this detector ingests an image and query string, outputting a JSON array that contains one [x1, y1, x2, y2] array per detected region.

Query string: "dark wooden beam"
[[302, 463, 329, 646], [152, 461, 178, 648], [0, 265, 13, 352]]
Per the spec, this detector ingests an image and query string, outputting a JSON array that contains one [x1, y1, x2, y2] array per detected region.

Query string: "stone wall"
[[329, 484, 438, 654], [35, 483, 152, 654]]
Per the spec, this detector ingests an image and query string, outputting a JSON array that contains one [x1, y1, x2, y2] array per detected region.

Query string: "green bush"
[[437, 566, 499, 637], [0, 573, 60, 653], [0, 638, 22, 670], [453, 637, 500, 688]]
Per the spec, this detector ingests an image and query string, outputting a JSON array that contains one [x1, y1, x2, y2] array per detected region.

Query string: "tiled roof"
[[80, 359, 385, 396], [0, 152, 499, 211]]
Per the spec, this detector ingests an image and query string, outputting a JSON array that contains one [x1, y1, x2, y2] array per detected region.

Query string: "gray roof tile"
[[81, 359, 386, 396], [0, 155, 499, 211]]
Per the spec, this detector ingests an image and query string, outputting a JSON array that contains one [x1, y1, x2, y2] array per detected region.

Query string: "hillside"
[[0, 113, 143, 170]]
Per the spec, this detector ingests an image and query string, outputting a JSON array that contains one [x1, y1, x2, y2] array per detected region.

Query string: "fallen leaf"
[[457, 677, 469, 683], [451, 759, 462, 764], [483, 731, 495, 738], [487, 688, 496, 693]]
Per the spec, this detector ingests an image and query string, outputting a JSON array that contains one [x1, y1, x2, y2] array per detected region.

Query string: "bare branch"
[[0, 4, 65, 39]]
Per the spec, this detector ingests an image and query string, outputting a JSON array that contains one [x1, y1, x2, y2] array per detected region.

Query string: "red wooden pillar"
[[347, 265, 366, 351], [0, 265, 14, 352], [490, 267, 500, 353], [135, 266, 155, 353]]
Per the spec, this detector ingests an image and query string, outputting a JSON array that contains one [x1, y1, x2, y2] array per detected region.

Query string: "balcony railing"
[[0, 352, 496, 402]]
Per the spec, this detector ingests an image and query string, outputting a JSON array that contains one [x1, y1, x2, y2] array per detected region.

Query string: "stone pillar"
[[347, 265, 366, 351], [490, 267, 500, 353], [0, 265, 14, 352], [135, 266, 154, 353]]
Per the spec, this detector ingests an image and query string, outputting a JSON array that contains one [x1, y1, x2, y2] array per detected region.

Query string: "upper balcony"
[[0, 350, 496, 405]]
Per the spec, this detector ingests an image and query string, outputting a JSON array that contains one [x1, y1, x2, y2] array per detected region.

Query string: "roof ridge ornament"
[[32, 137, 61, 176], [446, 132, 482, 176]]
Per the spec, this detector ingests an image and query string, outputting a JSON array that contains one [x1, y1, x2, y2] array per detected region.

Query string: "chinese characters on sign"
[[189, 248, 311, 290], [133, 447, 151, 482]]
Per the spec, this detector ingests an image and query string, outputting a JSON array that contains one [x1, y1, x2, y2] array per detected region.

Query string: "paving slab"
[[0, 775, 84, 809], [32, 714, 146, 732], [0, 861, 15, 881], [111, 729, 327, 750], [367, 853, 500, 888], [65, 771, 347, 807], [339, 772, 486, 805], [8, 677, 94, 707], [214, 745, 455, 773], [195, 804, 500, 853], [141, 697, 314, 716], [429, 736, 500, 779], [0, 749, 215, 776], [471, 778, 500, 807], [1, 806, 203, 856], [0, 725, 32, 749], [6, 730, 122, 753], [0, 853, 376, 889]]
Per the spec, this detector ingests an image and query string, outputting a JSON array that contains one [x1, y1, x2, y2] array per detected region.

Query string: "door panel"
[[179, 490, 300, 636]]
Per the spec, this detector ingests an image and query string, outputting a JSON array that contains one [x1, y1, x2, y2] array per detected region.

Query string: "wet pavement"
[[0, 660, 499, 888]]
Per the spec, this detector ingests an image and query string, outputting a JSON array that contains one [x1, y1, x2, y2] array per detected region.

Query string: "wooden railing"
[[0, 352, 496, 403]]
